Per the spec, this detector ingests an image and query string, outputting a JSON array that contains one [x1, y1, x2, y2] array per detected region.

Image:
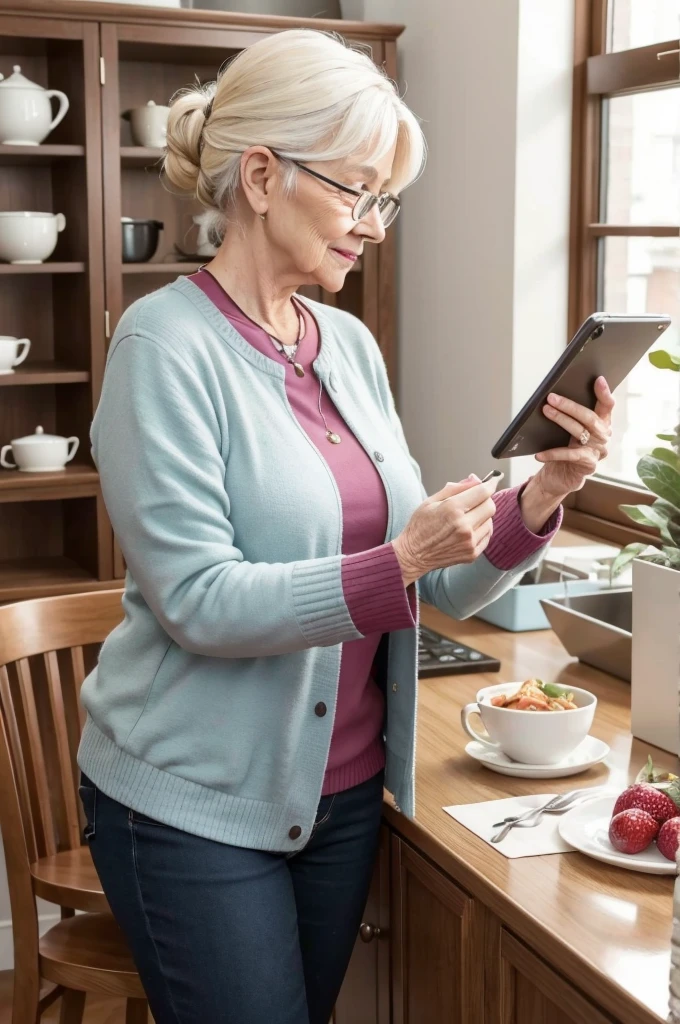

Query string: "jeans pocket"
[[128, 809, 169, 829], [310, 794, 336, 837], [78, 784, 97, 842]]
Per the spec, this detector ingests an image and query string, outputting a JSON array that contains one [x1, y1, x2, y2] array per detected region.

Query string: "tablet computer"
[[491, 312, 672, 459]]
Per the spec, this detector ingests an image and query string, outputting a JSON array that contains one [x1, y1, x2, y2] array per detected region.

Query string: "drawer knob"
[[359, 923, 381, 943]]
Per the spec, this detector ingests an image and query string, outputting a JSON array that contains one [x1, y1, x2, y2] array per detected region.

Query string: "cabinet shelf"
[[122, 259, 363, 275], [0, 144, 85, 165], [0, 465, 100, 503], [0, 262, 85, 275], [0, 363, 90, 387], [0, 556, 100, 602], [120, 146, 163, 168], [123, 261, 203, 274]]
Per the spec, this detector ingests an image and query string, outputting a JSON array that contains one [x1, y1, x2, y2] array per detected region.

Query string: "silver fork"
[[491, 787, 596, 828], [490, 788, 596, 844]]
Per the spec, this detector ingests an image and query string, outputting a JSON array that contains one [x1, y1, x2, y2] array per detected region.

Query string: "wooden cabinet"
[[390, 836, 483, 1024], [493, 930, 616, 1024], [0, 11, 111, 601], [340, 831, 620, 1024], [0, 1, 401, 599], [334, 826, 390, 1024]]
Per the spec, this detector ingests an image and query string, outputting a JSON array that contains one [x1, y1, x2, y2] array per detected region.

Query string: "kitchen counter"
[[382, 601, 674, 1024]]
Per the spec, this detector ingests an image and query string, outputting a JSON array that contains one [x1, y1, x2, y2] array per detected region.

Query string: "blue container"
[[475, 577, 601, 632]]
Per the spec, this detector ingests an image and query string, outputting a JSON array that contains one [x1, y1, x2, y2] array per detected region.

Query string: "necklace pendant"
[[326, 430, 342, 444], [293, 362, 305, 378]]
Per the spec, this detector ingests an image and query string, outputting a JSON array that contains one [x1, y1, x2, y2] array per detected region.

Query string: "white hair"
[[163, 29, 425, 242]]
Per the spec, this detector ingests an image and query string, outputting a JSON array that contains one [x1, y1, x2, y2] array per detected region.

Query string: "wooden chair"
[[0, 590, 149, 1023]]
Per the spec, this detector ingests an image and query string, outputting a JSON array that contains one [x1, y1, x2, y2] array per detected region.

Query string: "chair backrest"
[[0, 589, 123, 999], [0, 590, 124, 863]]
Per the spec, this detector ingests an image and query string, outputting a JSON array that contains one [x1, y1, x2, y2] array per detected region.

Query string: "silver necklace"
[[267, 307, 342, 445], [267, 310, 306, 379]]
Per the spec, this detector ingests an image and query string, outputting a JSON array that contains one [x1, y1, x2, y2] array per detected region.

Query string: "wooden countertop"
[[384, 596, 676, 1024]]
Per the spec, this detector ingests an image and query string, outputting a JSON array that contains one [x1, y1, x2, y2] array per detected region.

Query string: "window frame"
[[566, 0, 680, 545]]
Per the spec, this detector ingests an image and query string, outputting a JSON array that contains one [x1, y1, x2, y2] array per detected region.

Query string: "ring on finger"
[[579, 429, 590, 446]]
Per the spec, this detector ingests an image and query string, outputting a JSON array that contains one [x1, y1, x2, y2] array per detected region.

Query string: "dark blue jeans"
[[79, 770, 384, 1024]]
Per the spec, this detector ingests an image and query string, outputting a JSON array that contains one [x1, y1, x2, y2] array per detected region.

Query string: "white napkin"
[[442, 793, 575, 858]]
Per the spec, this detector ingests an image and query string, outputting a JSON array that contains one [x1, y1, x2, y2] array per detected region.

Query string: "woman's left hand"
[[534, 376, 615, 498]]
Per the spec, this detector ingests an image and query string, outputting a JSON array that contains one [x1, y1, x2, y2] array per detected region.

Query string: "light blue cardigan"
[[78, 276, 542, 851]]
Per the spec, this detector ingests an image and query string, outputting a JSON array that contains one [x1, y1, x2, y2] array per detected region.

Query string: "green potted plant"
[[612, 350, 680, 756], [611, 349, 680, 576]]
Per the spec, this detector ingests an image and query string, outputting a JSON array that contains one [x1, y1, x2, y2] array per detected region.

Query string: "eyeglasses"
[[270, 151, 401, 228]]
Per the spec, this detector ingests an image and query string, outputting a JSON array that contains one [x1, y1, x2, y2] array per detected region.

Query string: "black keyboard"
[[418, 626, 501, 677]]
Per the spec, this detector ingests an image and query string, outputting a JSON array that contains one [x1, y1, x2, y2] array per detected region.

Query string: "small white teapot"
[[122, 100, 170, 149], [0, 66, 69, 146], [0, 425, 79, 472]]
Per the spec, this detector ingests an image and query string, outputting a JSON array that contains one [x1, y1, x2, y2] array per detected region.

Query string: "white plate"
[[464, 734, 610, 778], [558, 795, 677, 875]]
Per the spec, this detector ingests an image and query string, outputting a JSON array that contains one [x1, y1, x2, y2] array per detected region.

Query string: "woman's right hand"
[[392, 476, 501, 587]]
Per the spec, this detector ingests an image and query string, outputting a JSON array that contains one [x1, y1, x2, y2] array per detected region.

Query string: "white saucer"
[[464, 734, 610, 778], [558, 795, 676, 875]]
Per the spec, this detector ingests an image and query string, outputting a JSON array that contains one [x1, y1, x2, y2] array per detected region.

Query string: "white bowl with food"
[[461, 679, 597, 765]]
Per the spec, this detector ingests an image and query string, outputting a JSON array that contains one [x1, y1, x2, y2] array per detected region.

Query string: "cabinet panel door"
[[391, 836, 482, 1024], [498, 930, 615, 1024], [334, 825, 390, 1024]]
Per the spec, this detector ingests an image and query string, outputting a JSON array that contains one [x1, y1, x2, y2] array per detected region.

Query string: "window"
[[568, 0, 680, 543]]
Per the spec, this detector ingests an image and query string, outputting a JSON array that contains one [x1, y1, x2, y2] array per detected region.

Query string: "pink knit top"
[[191, 269, 561, 794]]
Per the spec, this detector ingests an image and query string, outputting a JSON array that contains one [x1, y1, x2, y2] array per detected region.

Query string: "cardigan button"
[[314, 702, 327, 717], [374, 451, 384, 462], [289, 825, 302, 840]]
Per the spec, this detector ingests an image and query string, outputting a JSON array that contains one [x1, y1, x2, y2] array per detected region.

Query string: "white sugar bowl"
[[0, 211, 66, 264], [0, 425, 79, 472]]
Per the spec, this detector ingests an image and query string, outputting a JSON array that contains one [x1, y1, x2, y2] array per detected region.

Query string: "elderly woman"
[[78, 28, 613, 1024]]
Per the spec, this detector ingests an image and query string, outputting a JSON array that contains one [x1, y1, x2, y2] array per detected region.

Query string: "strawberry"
[[608, 809, 659, 854], [612, 783, 678, 825], [657, 817, 680, 862]]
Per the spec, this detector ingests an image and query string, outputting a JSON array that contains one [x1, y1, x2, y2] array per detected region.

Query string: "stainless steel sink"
[[540, 589, 632, 681]]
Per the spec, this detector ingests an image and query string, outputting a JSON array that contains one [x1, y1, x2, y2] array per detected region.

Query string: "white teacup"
[[461, 682, 597, 765], [0, 335, 30, 374]]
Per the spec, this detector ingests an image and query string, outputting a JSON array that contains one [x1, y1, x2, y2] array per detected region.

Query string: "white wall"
[[365, 0, 575, 490]]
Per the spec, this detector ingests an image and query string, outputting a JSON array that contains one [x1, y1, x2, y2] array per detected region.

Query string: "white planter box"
[[631, 559, 680, 755]]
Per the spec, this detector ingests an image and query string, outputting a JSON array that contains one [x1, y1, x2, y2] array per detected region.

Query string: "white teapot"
[[0, 66, 69, 146], [0, 425, 79, 472], [122, 100, 170, 149]]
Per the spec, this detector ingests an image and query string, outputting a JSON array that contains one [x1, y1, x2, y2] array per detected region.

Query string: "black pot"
[[121, 219, 164, 263]]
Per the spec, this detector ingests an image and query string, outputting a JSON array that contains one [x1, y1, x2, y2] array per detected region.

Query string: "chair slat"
[[0, 666, 38, 864], [70, 646, 87, 731], [60, 646, 88, 818], [44, 651, 82, 850], [16, 658, 56, 858]]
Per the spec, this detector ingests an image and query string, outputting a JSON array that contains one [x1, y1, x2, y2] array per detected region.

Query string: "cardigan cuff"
[[342, 543, 416, 636], [485, 483, 563, 571]]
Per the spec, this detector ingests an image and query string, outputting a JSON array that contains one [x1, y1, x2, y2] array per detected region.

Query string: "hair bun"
[[164, 84, 215, 194]]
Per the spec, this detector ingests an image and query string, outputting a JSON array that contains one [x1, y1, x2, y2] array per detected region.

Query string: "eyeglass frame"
[[268, 150, 401, 228]]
